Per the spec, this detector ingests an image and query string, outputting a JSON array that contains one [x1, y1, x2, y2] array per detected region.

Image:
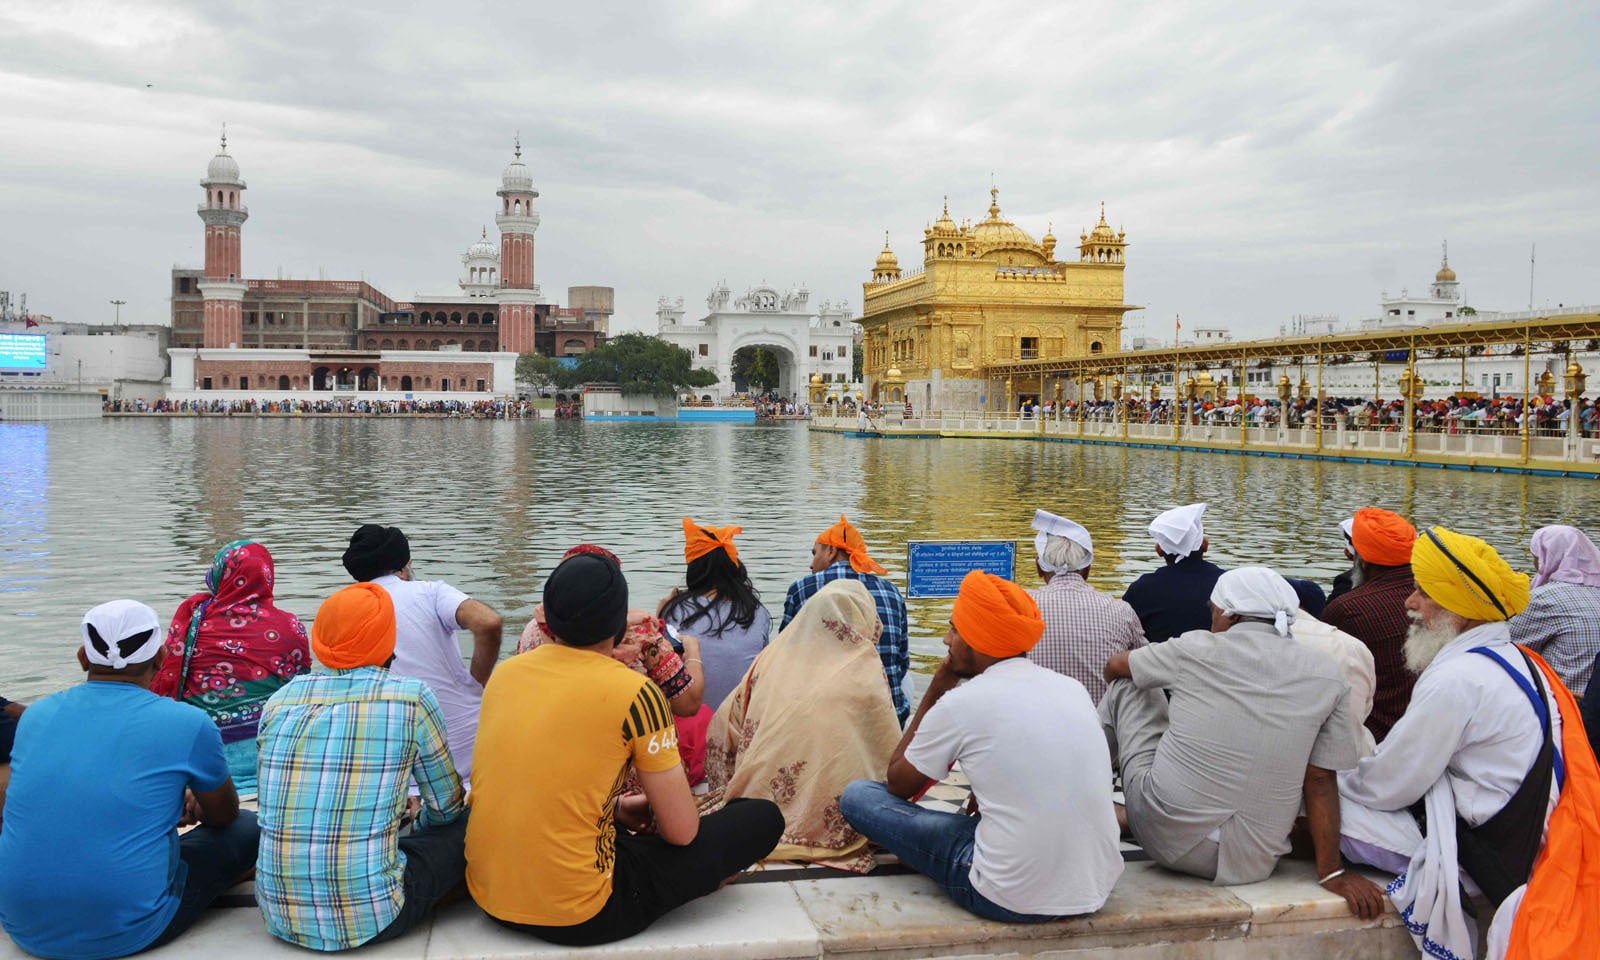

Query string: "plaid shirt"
[[1510, 581, 1600, 694], [256, 667, 465, 951], [1026, 573, 1146, 705], [783, 562, 910, 722], [1322, 564, 1416, 744]]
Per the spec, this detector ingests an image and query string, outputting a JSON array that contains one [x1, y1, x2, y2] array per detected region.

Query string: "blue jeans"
[[147, 809, 260, 951], [838, 780, 1058, 923]]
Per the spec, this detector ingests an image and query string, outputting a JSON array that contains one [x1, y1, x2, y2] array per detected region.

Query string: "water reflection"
[[0, 419, 1588, 701]]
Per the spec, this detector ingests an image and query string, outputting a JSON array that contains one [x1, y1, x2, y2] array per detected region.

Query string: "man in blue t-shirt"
[[0, 600, 259, 960]]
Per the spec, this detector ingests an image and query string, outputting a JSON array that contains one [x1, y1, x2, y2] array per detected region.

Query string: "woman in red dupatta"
[[151, 540, 309, 795]]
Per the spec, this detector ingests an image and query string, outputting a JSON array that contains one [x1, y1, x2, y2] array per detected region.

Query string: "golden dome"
[[1089, 201, 1116, 241], [886, 367, 903, 380], [931, 197, 960, 236], [810, 373, 823, 385], [875, 232, 899, 269], [970, 186, 1038, 251], [1436, 263, 1456, 282]]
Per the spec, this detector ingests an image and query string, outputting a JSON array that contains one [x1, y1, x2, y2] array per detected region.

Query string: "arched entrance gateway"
[[654, 283, 858, 402]]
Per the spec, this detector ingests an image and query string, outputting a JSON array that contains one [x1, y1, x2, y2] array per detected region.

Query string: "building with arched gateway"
[[167, 134, 611, 398]]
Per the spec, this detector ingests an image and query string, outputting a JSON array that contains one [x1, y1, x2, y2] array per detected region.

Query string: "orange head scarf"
[[950, 570, 1044, 658], [311, 582, 396, 670], [1351, 507, 1416, 566], [682, 517, 741, 567], [817, 515, 887, 575]]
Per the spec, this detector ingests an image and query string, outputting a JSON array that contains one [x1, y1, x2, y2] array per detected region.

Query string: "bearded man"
[[1338, 527, 1600, 960]]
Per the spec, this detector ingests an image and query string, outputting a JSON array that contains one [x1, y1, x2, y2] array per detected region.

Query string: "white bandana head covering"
[[81, 599, 165, 670], [1339, 517, 1355, 542], [1210, 567, 1299, 637], [1032, 509, 1093, 573], [1149, 503, 1206, 558]]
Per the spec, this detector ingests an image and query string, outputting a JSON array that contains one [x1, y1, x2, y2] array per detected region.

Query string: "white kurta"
[[1292, 614, 1378, 758]]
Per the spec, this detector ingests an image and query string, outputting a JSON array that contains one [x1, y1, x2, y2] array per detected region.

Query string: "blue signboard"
[[0, 333, 47, 371], [906, 540, 1017, 598]]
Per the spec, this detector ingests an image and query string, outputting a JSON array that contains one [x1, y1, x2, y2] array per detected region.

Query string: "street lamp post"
[[109, 299, 126, 333]]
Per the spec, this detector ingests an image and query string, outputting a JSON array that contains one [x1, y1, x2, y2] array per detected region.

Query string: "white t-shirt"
[[373, 574, 479, 780], [904, 658, 1123, 916]]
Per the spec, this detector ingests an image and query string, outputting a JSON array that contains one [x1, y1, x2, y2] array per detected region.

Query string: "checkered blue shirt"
[[256, 667, 465, 951], [1510, 581, 1600, 694], [782, 562, 910, 723]]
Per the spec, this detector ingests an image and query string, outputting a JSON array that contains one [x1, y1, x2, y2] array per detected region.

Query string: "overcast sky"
[[2, 0, 1596, 342]]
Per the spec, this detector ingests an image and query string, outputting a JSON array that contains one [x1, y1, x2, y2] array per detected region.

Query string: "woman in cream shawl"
[[703, 579, 901, 873]]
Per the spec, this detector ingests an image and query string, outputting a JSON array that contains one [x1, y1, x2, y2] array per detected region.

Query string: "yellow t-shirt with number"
[[466, 642, 681, 926]]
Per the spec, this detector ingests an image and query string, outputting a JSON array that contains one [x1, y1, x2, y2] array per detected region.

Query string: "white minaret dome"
[[467, 230, 498, 259], [203, 127, 244, 186], [500, 139, 537, 195]]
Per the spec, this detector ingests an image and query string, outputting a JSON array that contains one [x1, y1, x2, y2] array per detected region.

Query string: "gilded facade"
[[860, 188, 1137, 411]]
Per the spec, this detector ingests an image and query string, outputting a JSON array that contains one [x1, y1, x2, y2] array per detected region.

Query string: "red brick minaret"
[[495, 138, 542, 354], [198, 128, 249, 348]]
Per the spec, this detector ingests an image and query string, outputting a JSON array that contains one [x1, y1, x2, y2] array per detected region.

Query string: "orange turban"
[[311, 582, 396, 670], [682, 517, 741, 567], [1351, 507, 1416, 566], [951, 570, 1044, 658], [817, 515, 887, 575]]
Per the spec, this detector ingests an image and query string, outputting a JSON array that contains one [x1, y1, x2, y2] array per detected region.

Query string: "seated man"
[[342, 524, 504, 783], [467, 551, 783, 946], [1338, 527, 1600, 960], [1121, 503, 1225, 643], [841, 571, 1124, 922], [0, 600, 257, 959], [1025, 508, 1144, 704], [256, 582, 468, 951], [782, 515, 910, 724], [1102, 568, 1381, 917], [0, 695, 25, 830]]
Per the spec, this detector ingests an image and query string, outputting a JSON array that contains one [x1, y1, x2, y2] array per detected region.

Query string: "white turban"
[[1210, 567, 1299, 637], [1032, 509, 1093, 573], [1150, 503, 1206, 559], [1339, 517, 1355, 542], [81, 599, 166, 670]]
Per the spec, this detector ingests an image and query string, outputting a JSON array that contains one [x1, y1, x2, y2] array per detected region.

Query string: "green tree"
[[515, 352, 576, 393], [852, 344, 863, 382], [731, 345, 780, 391], [572, 333, 718, 397]]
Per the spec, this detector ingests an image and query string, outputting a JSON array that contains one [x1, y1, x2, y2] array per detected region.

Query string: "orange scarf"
[[1506, 647, 1600, 958], [817, 515, 886, 575], [682, 517, 740, 566]]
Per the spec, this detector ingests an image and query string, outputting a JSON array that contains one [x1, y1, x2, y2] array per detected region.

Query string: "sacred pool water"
[[1, 418, 1591, 700]]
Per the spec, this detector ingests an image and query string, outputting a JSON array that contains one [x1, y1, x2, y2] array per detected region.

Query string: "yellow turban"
[[817, 515, 887, 575], [682, 517, 741, 567], [1412, 526, 1530, 623], [951, 570, 1044, 658], [312, 582, 397, 669]]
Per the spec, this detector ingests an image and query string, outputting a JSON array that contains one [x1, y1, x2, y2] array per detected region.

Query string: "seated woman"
[[151, 539, 310, 796], [704, 579, 900, 873], [658, 518, 771, 713], [518, 544, 707, 779]]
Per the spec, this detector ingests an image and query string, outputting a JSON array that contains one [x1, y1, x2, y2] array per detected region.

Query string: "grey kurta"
[[1103, 621, 1357, 884]]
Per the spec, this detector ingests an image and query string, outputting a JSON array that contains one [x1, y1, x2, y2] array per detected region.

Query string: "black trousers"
[[367, 812, 471, 945], [500, 798, 784, 947]]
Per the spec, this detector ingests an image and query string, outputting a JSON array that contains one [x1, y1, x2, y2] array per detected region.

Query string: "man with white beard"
[[1337, 526, 1600, 960]]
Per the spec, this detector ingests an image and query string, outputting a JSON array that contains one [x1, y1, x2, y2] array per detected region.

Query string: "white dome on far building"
[[499, 138, 537, 195]]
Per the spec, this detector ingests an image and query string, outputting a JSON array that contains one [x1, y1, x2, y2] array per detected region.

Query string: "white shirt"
[[905, 658, 1123, 916], [373, 574, 479, 780], [1339, 622, 1549, 828], [1291, 614, 1378, 758]]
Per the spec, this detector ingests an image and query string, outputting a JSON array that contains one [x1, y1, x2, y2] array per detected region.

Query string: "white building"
[[0, 320, 169, 400], [656, 283, 858, 401]]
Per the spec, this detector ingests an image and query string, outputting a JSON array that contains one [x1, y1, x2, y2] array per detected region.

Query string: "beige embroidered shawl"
[[704, 579, 901, 873]]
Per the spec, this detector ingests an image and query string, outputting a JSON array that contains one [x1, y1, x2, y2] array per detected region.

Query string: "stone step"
[[0, 860, 1419, 960]]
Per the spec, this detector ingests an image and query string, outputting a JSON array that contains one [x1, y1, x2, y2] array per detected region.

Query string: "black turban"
[[543, 553, 628, 647], [342, 524, 411, 582]]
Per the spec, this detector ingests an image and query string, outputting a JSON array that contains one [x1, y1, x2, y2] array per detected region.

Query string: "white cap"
[[1150, 503, 1207, 559], [81, 599, 165, 670], [1032, 509, 1094, 572], [1210, 566, 1299, 637], [1339, 517, 1355, 542]]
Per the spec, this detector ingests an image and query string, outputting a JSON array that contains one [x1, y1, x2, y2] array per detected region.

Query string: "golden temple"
[[858, 188, 1139, 411]]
